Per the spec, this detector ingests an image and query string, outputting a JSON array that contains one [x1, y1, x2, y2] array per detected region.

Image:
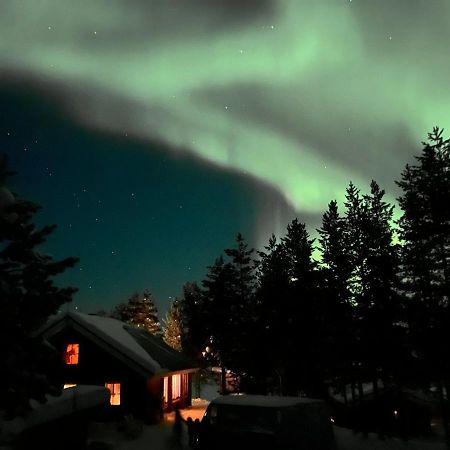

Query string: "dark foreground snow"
[[87, 421, 447, 450]]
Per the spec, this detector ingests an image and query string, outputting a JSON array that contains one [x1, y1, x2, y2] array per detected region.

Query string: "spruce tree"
[[255, 234, 291, 394], [201, 255, 236, 392], [343, 181, 402, 397], [318, 200, 354, 395], [200, 234, 256, 392], [343, 182, 367, 308], [396, 127, 450, 387], [224, 233, 256, 380], [396, 127, 450, 447], [178, 281, 208, 359], [113, 289, 162, 336], [111, 301, 130, 321], [280, 219, 322, 395], [0, 156, 78, 418], [224, 233, 255, 304], [362, 181, 402, 388], [318, 200, 352, 309], [163, 299, 183, 351]]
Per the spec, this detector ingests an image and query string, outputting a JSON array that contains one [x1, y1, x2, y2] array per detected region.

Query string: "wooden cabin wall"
[[48, 328, 151, 421]]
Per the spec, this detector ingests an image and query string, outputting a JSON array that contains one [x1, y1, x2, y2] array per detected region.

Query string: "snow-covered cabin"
[[38, 312, 198, 422]]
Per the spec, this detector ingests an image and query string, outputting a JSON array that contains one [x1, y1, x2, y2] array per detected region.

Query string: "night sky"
[[1, 1, 449, 314]]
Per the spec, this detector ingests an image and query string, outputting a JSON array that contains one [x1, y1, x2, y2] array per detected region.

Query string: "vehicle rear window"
[[212, 405, 280, 431]]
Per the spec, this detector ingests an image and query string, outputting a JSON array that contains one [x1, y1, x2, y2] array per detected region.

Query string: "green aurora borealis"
[[3, 1, 450, 210], [1, 0, 450, 310]]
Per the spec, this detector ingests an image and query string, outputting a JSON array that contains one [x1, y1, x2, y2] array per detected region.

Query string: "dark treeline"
[[175, 127, 450, 410]]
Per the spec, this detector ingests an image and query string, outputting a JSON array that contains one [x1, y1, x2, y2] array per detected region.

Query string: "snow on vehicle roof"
[[209, 395, 324, 408]]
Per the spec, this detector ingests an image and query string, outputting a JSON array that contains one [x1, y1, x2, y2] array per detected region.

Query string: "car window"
[[215, 405, 279, 432], [207, 405, 218, 425]]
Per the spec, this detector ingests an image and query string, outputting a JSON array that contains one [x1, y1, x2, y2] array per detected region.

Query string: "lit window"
[[182, 374, 189, 395], [172, 374, 181, 400], [105, 383, 121, 405], [64, 384, 77, 389], [65, 344, 79, 365], [163, 377, 169, 404]]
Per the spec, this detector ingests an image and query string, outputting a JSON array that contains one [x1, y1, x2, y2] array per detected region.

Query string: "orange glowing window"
[[65, 344, 79, 365], [105, 383, 121, 405], [182, 374, 189, 394], [172, 374, 181, 400], [63, 384, 77, 389], [163, 377, 169, 404]]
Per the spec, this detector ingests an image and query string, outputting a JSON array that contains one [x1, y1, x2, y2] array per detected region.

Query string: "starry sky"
[[1, 0, 450, 314]]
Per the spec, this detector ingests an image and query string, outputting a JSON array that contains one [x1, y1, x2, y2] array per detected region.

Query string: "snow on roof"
[[125, 326, 197, 373], [209, 395, 324, 408], [41, 312, 197, 376], [41, 312, 162, 376], [72, 312, 162, 373], [0, 385, 110, 440]]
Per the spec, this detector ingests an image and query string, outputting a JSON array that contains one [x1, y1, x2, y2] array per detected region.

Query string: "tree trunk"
[[358, 380, 364, 401], [440, 381, 450, 450], [351, 381, 357, 404], [221, 365, 227, 395]]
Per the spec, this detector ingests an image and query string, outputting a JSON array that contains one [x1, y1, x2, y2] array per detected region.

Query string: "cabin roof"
[[125, 325, 196, 372], [40, 312, 198, 377]]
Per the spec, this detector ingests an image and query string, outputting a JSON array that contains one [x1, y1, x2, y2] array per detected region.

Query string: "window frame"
[[65, 343, 80, 365], [105, 382, 121, 406]]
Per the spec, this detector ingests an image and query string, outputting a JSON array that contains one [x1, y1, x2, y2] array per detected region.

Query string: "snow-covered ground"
[[87, 375, 447, 450], [333, 426, 446, 450], [87, 420, 447, 450], [3, 376, 446, 449]]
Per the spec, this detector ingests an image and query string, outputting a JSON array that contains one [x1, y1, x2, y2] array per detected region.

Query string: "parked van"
[[198, 394, 335, 450]]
